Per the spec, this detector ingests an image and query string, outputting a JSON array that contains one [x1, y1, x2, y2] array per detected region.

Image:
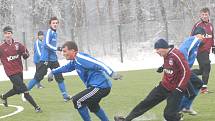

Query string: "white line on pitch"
[[0, 104, 24, 119]]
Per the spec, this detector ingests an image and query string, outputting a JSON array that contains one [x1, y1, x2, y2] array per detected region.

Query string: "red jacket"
[[161, 48, 191, 91], [0, 39, 29, 76], [191, 20, 214, 53]]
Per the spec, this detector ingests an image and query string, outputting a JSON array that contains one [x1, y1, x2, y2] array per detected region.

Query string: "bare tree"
[[158, 0, 168, 40], [135, 0, 146, 42]]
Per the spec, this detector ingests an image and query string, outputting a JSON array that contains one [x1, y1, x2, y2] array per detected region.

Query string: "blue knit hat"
[[191, 27, 206, 36], [154, 38, 169, 49]]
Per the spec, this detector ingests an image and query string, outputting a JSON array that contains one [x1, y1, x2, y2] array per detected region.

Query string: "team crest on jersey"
[[169, 58, 173, 65], [15, 44, 19, 51]]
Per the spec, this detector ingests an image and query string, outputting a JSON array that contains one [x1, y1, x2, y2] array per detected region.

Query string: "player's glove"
[[57, 47, 62, 51], [111, 72, 122, 80], [212, 46, 215, 54], [156, 66, 164, 73], [169, 44, 174, 48], [22, 53, 29, 59], [48, 71, 54, 82]]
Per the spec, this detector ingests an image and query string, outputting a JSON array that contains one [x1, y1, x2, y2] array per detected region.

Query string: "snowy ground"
[[0, 53, 215, 82]]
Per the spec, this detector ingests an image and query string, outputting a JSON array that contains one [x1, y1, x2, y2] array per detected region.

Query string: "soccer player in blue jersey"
[[34, 31, 45, 89], [48, 41, 122, 121], [22, 31, 45, 102], [27, 17, 71, 101], [179, 27, 205, 115]]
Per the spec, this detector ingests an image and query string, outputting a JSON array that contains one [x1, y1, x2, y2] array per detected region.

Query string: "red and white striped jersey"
[[161, 48, 191, 91]]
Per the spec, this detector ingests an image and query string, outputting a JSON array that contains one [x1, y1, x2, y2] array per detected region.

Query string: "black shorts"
[[72, 87, 111, 113], [34, 61, 64, 82], [9, 73, 28, 94]]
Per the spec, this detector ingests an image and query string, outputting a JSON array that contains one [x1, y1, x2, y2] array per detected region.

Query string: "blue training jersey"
[[33, 39, 42, 64], [52, 52, 113, 88], [40, 28, 58, 61], [179, 36, 202, 67]]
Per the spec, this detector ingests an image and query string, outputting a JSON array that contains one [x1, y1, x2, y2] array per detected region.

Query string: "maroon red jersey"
[[0, 39, 29, 76], [191, 20, 214, 53], [161, 48, 191, 91]]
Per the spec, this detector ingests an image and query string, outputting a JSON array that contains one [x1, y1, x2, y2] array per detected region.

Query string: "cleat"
[[179, 112, 184, 120], [35, 106, 42, 113], [182, 108, 197, 115], [64, 95, 72, 102], [0, 94, 8, 107], [36, 84, 45, 89], [114, 116, 126, 121]]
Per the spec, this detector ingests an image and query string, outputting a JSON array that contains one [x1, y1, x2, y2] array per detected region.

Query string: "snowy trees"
[[0, 0, 214, 63]]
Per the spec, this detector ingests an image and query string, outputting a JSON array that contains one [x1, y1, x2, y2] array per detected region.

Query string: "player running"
[[48, 41, 122, 121], [0, 26, 41, 112]]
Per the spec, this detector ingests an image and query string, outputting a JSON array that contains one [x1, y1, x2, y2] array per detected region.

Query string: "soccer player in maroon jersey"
[[114, 39, 190, 121], [0, 26, 41, 112], [191, 7, 215, 94]]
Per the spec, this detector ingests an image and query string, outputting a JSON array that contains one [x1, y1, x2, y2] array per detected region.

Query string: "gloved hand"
[[57, 47, 62, 51], [169, 44, 174, 48], [22, 53, 29, 59], [111, 72, 122, 80], [48, 71, 54, 82], [156, 66, 164, 73], [212, 46, 215, 54]]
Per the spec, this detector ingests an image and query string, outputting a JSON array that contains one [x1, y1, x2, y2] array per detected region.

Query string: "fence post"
[[118, 24, 123, 63], [22, 32, 28, 71]]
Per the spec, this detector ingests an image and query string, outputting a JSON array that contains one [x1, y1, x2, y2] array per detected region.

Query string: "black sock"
[[3, 89, 17, 99], [24, 92, 38, 108]]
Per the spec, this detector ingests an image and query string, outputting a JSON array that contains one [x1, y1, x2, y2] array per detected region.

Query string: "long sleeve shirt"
[[52, 52, 113, 88], [40, 28, 58, 61], [161, 48, 191, 91]]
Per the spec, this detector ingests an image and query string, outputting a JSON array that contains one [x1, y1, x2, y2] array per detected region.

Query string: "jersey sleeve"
[[45, 29, 57, 51], [52, 61, 75, 75], [174, 54, 191, 91], [76, 53, 114, 76], [18, 43, 29, 59], [0, 47, 2, 57], [211, 24, 214, 46], [34, 41, 41, 56], [190, 24, 197, 36]]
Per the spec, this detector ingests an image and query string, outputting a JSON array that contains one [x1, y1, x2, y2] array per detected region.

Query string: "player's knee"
[[34, 75, 44, 82], [202, 61, 211, 67], [88, 104, 100, 113], [55, 75, 64, 83], [56, 79, 64, 83], [14, 86, 27, 94]]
